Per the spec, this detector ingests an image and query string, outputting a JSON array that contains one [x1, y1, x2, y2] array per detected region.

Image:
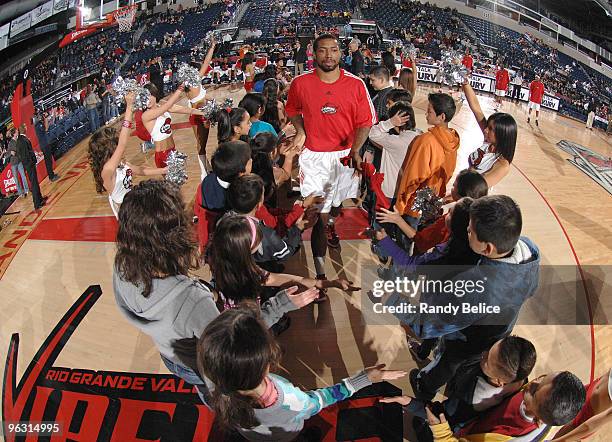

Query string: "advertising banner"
[[10, 12, 32, 37], [31, 1, 54, 26]]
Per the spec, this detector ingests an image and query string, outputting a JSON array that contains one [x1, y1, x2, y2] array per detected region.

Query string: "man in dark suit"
[[294, 41, 307, 76], [348, 38, 364, 78], [34, 115, 59, 182], [16, 124, 46, 210], [149, 57, 164, 96]]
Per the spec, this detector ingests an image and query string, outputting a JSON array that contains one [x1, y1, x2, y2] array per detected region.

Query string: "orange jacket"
[[395, 126, 460, 217]]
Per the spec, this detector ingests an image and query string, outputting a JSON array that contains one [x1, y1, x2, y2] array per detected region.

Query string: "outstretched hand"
[[379, 395, 412, 406], [328, 279, 360, 292], [365, 364, 407, 383], [284, 286, 319, 308], [376, 207, 403, 225]]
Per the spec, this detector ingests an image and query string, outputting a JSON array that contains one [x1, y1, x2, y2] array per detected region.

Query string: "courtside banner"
[[469, 74, 495, 93], [416, 64, 438, 83]]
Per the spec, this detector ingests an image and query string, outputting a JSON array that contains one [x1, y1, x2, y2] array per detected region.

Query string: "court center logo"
[[1, 286, 214, 441]]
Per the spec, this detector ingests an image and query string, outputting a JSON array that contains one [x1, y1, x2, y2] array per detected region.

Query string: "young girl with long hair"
[[186, 39, 217, 179], [397, 66, 417, 103], [261, 78, 288, 133], [208, 215, 358, 306], [239, 93, 278, 137], [217, 107, 252, 144], [374, 197, 479, 271], [141, 83, 206, 168], [462, 79, 518, 188], [242, 52, 256, 92], [113, 180, 318, 402], [376, 169, 488, 254], [87, 92, 167, 218], [197, 305, 406, 441]]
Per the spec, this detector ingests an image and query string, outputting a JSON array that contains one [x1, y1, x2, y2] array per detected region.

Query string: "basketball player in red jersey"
[[494, 63, 510, 110], [462, 49, 473, 72], [527, 74, 545, 126], [286, 33, 376, 299]]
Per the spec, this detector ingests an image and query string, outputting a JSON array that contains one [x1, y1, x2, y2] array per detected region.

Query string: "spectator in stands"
[[84, 85, 101, 132], [463, 80, 517, 188], [293, 41, 307, 76], [347, 38, 365, 78]]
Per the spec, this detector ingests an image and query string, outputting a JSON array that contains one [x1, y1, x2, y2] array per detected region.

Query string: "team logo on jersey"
[[321, 103, 338, 115], [123, 168, 133, 190], [161, 118, 172, 134]]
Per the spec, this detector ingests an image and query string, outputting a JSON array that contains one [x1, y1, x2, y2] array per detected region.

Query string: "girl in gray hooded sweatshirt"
[[113, 180, 318, 401]]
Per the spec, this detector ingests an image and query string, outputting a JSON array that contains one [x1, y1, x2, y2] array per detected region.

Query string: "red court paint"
[[28, 208, 370, 243], [29, 217, 118, 242]]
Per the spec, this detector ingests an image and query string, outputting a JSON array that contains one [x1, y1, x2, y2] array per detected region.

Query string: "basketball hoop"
[[113, 5, 137, 32]]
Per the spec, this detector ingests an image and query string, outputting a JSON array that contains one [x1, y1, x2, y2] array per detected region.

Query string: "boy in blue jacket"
[[400, 195, 540, 400]]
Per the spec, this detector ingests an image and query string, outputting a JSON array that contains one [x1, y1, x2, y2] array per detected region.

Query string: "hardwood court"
[[0, 84, 610, 440]]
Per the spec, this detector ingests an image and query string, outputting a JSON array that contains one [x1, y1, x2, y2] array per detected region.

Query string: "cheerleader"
[[141, 83, 206, 168], [88, 92, 167, 218], [242, 52, 256, 92], [186, 39, 217, 179]]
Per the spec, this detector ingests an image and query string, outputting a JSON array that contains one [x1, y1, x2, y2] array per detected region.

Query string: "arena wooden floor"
[[0, 84, 610, 440]]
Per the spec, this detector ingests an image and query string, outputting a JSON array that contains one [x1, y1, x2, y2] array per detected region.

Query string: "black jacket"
[[294, 47, 307, 64], [349, 50, 365, 77], [16, 135, 36, 168], [255, 220, 302, 263]]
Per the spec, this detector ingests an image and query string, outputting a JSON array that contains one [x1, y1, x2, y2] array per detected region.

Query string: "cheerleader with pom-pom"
[[88, 92, 168, 218]]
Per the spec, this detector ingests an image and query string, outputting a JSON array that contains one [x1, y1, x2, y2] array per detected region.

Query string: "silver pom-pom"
[[165, 150, 188, 186], [133, 87, 151, 111], [205, 30, 220, 46], [112, 76, 139, 105], [411, 187, 443, 224], [198, 99, 233, 126], [222, 97, 233, 109], [177, 63, 201, 89], [440, 51, 469, 86], [403, 43, 418, 60]]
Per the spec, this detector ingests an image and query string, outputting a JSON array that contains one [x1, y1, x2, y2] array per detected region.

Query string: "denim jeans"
[[102, 98, 110, 124], [88, 108, 100, 132], [110, 103, 119, 118], [160, 354, 211, 406], [11, 163, 28, 195]]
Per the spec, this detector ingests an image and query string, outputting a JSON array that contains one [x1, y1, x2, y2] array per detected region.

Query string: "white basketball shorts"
[[528, 101, 540, 111], [298, 147, 359, 213]]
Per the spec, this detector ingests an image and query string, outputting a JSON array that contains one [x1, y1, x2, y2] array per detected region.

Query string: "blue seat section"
[[239, 0, 350, 38]]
